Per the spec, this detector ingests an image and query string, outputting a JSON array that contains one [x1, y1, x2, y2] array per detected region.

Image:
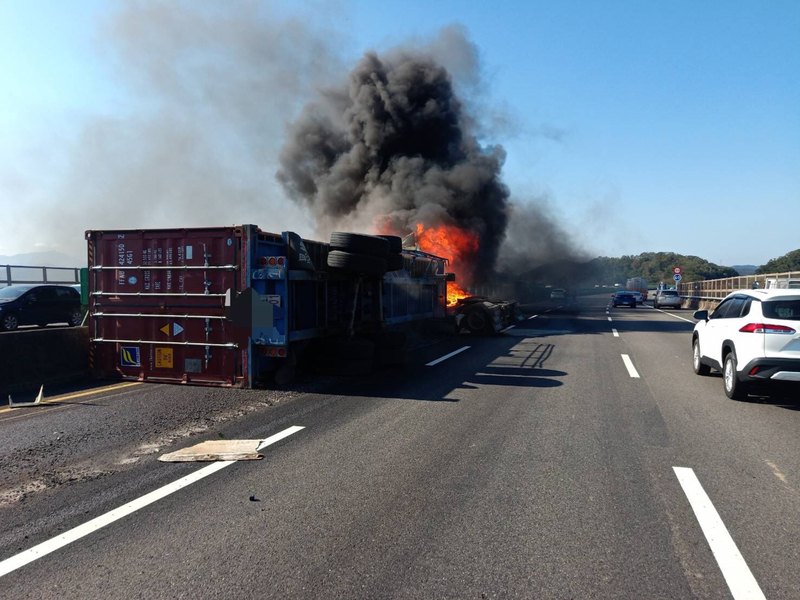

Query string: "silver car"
[[654, 289, 682, 309]]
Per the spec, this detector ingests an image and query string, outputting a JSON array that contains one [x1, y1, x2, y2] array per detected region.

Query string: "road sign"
[[673, 267, 682, 275], [674, 274, 682, 281]]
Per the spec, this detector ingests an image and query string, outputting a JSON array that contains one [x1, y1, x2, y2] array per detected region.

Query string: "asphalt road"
[[1, 295, 798, 599]]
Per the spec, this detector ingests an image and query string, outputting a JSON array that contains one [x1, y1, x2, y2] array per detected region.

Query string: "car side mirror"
[[693, 310, 708, 321]]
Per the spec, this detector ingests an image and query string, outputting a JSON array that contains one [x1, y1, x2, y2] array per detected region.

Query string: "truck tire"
[[465, 308, 493, 335], [378, 235, 403, 253], [330, 232, 389, 256], [327, 251, 387, 277], [386, 253, 404, 272]]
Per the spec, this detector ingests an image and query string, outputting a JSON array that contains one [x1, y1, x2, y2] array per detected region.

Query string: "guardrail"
[[1, 264, 81, 288], [678, 271, 800, 299]]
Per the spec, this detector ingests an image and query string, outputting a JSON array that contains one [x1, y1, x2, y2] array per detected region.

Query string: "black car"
[[0, 285, 83, 331], [612, 291, 637, 308]]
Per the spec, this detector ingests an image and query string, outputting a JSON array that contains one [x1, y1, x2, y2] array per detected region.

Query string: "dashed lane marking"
[[607, 316, 613, 322], [673, 467, 766, 600], [621, 354, 640, 378], [500, 325, 516, 333], [527, 314, 539, 320], [426, 346, 471, 366], [0, 426, 305, 579], [612, 328, 619, 337]]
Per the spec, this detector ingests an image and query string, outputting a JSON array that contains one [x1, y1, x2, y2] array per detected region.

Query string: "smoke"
[[4, 0, 346, 258], [498, 198, 588, 275], [277, 27, 510, 285]]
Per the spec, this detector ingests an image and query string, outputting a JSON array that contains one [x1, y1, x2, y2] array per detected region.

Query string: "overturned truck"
[[86, 225, 520, 387]]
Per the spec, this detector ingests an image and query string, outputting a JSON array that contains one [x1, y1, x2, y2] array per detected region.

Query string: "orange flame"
[[414, 223, 478, 307]]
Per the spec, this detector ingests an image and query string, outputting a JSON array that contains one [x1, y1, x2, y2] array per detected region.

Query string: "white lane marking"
[[607, 316, 613, 322], [621, 354, 640, 378], [257, 425, 305, 451], [612, 328, 619, 337], [527, 314, 538, 320], [673, 467, 766, 600], [500, 325, 516, 333], [426, 346, 470, 366], [646, 304, 696, 324], [0, 426, 304, 579]]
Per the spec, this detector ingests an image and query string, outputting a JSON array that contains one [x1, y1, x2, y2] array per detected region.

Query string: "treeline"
[[756, 249, 800, 274], [586, 252, 738, 285]]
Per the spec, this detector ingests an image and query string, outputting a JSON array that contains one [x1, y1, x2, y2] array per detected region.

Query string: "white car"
[[692, 290, 800, 399]]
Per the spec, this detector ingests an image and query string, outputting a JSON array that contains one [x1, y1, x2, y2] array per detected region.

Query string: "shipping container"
[[86, 225, 449, 387]]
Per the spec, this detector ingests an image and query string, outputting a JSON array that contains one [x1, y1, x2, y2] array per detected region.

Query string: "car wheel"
[[723, 353, 749, 400], [68, 309, 83, 327], [1, 313, 19, 331], [693, 339, 711, 375]]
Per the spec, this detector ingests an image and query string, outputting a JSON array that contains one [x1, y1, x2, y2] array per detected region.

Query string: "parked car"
[[691, 290, 800, 399], [550, 288, 566, 301], [654, 289, 682, 309], [631, 291, 643, 305], [0, 284, 83, 331], [612, 291, 637, 308]]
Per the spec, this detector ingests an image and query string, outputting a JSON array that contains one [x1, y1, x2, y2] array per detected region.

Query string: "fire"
[[414, 223, 478, 307], [446, 281, 470, 307]]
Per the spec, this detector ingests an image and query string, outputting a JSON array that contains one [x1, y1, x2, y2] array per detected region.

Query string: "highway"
[[1, 294, 798, 599]]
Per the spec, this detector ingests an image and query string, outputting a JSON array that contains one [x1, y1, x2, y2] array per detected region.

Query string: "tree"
[[756, 249, 800, 274]]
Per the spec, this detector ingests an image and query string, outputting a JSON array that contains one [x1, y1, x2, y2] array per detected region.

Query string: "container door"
[[89, 228, 242, 386]]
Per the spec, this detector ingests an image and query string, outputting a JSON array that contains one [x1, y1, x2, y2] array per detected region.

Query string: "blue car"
[[0, 284, 83, 331], [613, 291, 637, 308]]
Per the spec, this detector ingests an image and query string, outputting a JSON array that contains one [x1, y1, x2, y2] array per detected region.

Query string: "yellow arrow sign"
[[160, 324, 170, 336]]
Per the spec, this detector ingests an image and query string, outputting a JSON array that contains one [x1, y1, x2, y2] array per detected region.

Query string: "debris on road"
[[158, 440, 264, 462]]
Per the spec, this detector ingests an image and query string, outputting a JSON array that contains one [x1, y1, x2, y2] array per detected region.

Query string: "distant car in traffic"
[[550, 288, 566, 301], [654, 289, 682, 309], [612, 291, 637, 308], [0, 284, 83, 331], [692, 290, 800, 399], [631, 291, 643, 304]]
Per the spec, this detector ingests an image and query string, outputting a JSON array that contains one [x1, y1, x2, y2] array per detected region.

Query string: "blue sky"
[[1, 0, 798, 266]]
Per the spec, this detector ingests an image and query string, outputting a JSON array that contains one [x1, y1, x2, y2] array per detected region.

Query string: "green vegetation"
[[587, 252, 739, 285], [756, 249, 800, 274]]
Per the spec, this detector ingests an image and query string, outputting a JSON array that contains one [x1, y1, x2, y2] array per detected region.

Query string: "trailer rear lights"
[[739, 323, 796, 334], [259, 257, 267, 265], [269, 347, 278, 356], [277, 257, 285, 265], [268, 257, 277, 266], [259, 347, 268, 356], [278, 348, 286, 356]]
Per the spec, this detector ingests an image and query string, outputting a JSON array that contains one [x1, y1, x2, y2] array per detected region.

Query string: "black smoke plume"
[[277, 32, 510, 285]]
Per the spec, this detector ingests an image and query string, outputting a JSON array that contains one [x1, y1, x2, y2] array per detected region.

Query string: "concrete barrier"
[[0, 327, 89, 395]]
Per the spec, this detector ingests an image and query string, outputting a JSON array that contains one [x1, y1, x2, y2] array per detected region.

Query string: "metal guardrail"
[[678, 271, 800, 301], [1, 264, 81, 288]]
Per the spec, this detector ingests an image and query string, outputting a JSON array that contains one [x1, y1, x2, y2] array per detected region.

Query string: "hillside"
[[587, 252, 738, 286], [756, 249, 800, 274]]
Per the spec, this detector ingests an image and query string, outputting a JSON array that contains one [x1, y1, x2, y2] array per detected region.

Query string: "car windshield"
[[0, 286, 29, 299], [763, 299, 800, 321]]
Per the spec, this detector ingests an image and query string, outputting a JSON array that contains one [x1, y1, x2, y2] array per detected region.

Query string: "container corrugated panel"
[[87, 227, 243, 386]]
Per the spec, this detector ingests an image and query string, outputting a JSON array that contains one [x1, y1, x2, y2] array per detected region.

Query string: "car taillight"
[[739, 323, 796, 334]]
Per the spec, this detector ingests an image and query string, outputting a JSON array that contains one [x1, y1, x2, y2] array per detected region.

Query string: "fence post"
[[5, 265, 10, 286]]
